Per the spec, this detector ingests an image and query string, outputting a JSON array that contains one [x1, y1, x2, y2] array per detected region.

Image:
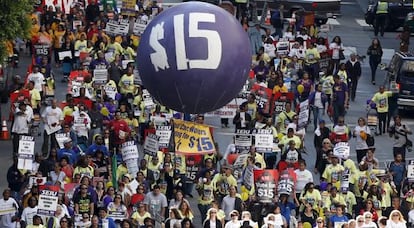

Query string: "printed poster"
[[18, 136, 35, 170], [173, 119, 215, 154], [254, 169, 279, 203]]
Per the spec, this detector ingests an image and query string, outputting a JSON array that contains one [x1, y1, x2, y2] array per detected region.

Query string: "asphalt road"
[[0, 0, 410, 225]]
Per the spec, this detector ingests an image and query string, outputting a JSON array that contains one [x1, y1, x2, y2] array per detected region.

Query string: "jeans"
[[374, 14, 387, 36], [333, 103, 346, 124], [356, 149, 368, 163], [312, 106, 322, 129], [41, 130, 58, 157], [378, 112, 388, 134], [350, 78, 359, 101]]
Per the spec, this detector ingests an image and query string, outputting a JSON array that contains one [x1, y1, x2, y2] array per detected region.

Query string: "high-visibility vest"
[[376, 1, 388, 14]]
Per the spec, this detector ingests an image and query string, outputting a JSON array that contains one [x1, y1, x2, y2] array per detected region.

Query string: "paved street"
[[0, 0, 411, 225]]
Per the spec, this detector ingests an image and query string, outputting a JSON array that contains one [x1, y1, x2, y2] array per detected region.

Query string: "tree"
[[0, 0, 34, 61]]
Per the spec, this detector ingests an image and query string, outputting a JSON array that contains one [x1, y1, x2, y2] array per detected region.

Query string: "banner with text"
[[156, 125, 172, 149], [254, 169, 279, 203], [121, 141, 139, 177], [18, 136, 35, 170], [173, 119, 215, 154]]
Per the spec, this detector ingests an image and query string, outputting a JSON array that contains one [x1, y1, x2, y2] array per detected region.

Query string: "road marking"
[[341, 1, 357, 5], [383, 48, 396, 61], [327, 18, 341, 25], [355, 19, 370, 27]]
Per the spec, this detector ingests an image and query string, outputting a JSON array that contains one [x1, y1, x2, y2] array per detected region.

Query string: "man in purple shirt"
[[331, 75, 349, 124]]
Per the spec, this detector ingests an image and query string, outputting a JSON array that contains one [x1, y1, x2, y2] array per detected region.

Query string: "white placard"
[[104, 19, 130, 36], [143, 134, 159, 157], [37, 190, 58, 216], [235, 130, 252, 152], [73, 116, 86, 128], [121, 141, 139, 178], [58, 51, 72, 60], [108, 211, 127, 220], [0, 200, 17, 216], [243, 165, 254, 190], [298, 99, 309, 129], [18, 136, 35, 170], [254, 129, 273, 153], [407, 160, 414, 180], [103, 85, 117, 100], [142, 89, 154, 107], [133, 69, 142, 85], [93, 69, 108, 84], [156, 125, 172, 149], [133, 19, 149, 35], [122, 60, 134, 69], [333, 142, 350, 159], [55, 133, 69, 149]]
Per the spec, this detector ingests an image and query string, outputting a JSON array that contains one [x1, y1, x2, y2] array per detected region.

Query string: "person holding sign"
[[322, 153, 345, 190], [12, 102, 34, 155], [109, 111, 131, 151], [118, 66, 136, 98], [0, 189, 19, 227], [41, 99, 63, 156]]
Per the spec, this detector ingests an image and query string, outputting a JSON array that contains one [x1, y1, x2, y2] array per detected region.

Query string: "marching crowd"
[[1, 0, 414, 228]]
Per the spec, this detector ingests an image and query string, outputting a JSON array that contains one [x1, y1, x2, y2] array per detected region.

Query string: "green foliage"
[[0, 0, 35, 61]]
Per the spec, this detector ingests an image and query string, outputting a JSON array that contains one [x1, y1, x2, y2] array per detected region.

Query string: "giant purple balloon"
[[137, 2, 251, 114]]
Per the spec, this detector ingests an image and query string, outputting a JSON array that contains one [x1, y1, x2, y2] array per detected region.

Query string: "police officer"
[[375, 0, 388, 37]]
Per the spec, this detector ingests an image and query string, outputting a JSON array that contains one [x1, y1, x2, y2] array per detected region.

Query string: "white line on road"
[[327, 18, 341, 25], [355, 19, 371, 27]]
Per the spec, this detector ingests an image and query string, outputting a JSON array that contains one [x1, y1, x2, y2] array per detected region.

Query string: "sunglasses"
[[393, 214, 400, 217], [358, 220, 364, 223], [317, 221, 323, 223]]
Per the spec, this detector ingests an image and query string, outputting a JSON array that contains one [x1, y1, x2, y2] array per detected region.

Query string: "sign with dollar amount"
[[173, 119, 215, 154], [254, 169, 279, 203]]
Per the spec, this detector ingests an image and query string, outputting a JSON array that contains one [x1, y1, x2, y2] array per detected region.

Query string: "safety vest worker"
[[376, 1, 388, 14]]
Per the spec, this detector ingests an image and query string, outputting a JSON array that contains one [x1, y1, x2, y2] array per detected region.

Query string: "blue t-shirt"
[[389, 162, 406, 184], [279, 201, 296, 224], [329, 214, 348, 227]]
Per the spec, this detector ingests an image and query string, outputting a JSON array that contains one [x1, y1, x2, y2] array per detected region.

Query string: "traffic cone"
[[1, 120, 9, 140]]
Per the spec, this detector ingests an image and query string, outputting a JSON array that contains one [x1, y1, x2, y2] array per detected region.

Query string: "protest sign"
[[133, 19, 149, 35], [133, 69, 142, 85], [103, 85, 117, 100], [298, 99, 309, 129], [253, 129, 273, 153], [18, 136, 35, 170], [121, 141, 139, 177], [143, 134, 159, 157], [254, 169, 279, 203], [156, 125, 172, 149], [108, 211, 127, 220], [142, 89, 154, 107], [185, 155, 202, 183], [173, 119, 215, 154], [58, 50, 72, 60], [333, 142, 350, 159], [0, 199, 17, 216], [407, 160, 414, 181], [212, 98, 246, 118], [104, 19, 130, 36], [235, 129, 252, 153], [277, 169, 296, 196], [38, 186, 59, 216], [242, 165, 254, 190], [34, 44, 50, 56], [340, 168, 350, 192], [273, 92, 294, 115], [121, 0, 137, 16], [93, 69, 108, 85], [251, 84, 273, 114]]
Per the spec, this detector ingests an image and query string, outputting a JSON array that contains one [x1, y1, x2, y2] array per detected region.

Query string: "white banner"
[[103, 85, 117, 100], [55, 133, 70, 149], [121, 141, 139, 161], [18, 136, 35, 170], [142, 89, 154, 107], [235, 130, 252, 153]]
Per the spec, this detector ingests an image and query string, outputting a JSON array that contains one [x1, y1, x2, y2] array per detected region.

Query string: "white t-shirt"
[[294, 169, 314, 192], [42, 106, 63, 134], [353, 125, 370, 150], [21, 206, 38, 225], [314, 91, 324, 109], [27, 72, 45, 92]]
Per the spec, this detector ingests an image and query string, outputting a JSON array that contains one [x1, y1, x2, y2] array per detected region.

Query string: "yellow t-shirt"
[[277, 111, 296, 134], [131, 211, 151, 226], [279, 135, 302, 150], [119, 74, 135, 95], [300, 189, 322, 210], [371, 91, 392, 113], [322, 164, 345, 189], [340, 191, 356, 214], [30, 88, 41, 108]]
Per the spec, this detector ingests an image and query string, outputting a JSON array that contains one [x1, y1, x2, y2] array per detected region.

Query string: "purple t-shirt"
[[333, 82, 348, 104]]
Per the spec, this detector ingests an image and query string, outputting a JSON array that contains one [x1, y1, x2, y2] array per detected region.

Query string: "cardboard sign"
[[173, 119, 215, 154], [156, 125, 172, 149], [333, 142, 350, 159], [133, 19, 149, 35], [235, 129, 252, 153], [254, 169, 279, 203], [121, 141, 139, 177], [93, 69, 108, 85], [143, 134, 159, 157], [253, 129, 273, 153], [104, 19, 130, 36], [37, 187, 59, 216], [18, 136, 35, 170]]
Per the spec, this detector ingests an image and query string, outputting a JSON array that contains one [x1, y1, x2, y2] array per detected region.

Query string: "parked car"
[[365, 0, 413, 31], [385, 51, 414, 110]]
